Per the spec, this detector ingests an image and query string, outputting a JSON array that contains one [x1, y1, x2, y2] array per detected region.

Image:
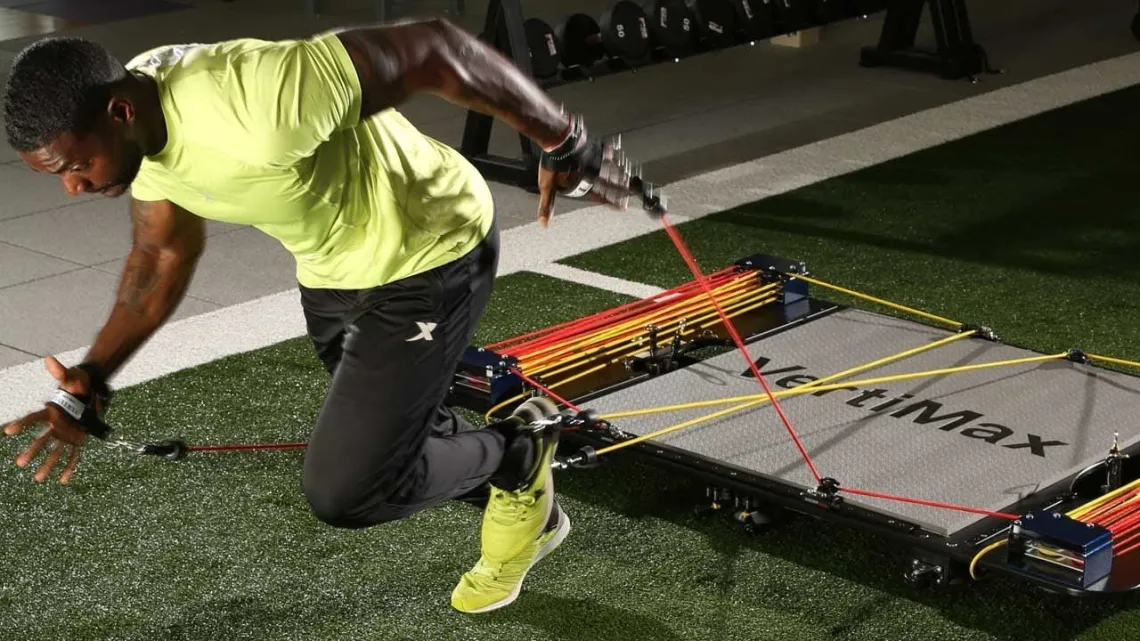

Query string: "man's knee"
[[302, 472, 408, 529]]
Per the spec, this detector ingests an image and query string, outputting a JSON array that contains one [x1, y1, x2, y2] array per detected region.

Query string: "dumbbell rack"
[[459, 0, 545, 190], [459, 0, 992, 191]]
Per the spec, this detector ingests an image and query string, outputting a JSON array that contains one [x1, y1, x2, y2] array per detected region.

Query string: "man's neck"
[[130, 72, 168, 156]]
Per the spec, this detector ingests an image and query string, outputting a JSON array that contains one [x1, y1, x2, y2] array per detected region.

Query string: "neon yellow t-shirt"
[[125, 33, 495, 290]]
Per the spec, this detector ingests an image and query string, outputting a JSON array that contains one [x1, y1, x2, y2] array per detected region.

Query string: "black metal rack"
[[461, 0, 990, 190], [860, 0, 994, 80]]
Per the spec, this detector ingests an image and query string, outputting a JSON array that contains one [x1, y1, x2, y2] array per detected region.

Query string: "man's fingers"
[[34, 440, 66, 483], [535, 169, 559, 228], [58, 446, 81, 485], [16, 427, 53, 468], [537, 188, 556, 227], [4, 409, 49, 437], [44, 356, 68, 382]]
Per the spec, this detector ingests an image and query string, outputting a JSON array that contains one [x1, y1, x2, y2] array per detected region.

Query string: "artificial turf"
[[3, 86, 1140, 640]]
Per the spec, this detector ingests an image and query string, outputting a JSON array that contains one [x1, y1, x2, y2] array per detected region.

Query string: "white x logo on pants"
[[406, 321, 438, 342]]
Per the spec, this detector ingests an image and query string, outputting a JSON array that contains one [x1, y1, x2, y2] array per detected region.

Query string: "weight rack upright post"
[[459, 0, 541, 191]]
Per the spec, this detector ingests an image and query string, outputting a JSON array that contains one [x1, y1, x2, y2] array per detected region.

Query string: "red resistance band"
[[656, 215, 1020, 522]]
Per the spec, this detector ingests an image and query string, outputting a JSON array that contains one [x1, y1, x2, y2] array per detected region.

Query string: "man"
[[1, 18, 643, 614]]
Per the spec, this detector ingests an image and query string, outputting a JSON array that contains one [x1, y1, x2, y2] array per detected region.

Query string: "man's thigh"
[[303, 226, 500, 501]]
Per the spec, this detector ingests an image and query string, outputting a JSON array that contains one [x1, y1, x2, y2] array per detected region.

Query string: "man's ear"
[[107, 96, 135, 125]]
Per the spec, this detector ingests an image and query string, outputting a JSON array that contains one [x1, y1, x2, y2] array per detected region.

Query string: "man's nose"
[[62, 174, 91, 196]]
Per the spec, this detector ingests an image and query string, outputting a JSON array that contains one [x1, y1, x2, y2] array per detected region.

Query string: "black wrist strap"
[[76, 361, 113, 408], [540, 115, 588, 172], [46, 389, 112, 439]]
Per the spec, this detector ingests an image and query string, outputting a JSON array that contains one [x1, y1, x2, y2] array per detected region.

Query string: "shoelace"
[[462, 549, 533, 588], [486, 489, 538, 527]]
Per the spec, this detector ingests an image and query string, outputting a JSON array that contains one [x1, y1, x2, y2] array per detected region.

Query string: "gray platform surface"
[[587, 309, 1140, 535]]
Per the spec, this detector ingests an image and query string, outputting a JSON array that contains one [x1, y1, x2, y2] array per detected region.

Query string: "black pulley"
[[1133, 13, 1140, 41], [600, 1, 653, 62], [557, 13, 607, 68], [771, 0, 813, 32], [523, 18, 561, 79], [729, 0, 777, 41], [641, 0, 697, 58]]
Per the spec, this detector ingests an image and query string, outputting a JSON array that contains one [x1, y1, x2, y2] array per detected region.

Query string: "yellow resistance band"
[[595, 351, 1067, 457], [969, 476, 1140, 580], [519, 277, 772, 370], [602, 347, 1060, 422], [789, 273, 962, 330], [1086, 354, 1140, 371], [485, 292, 776, 422], [526, 291, 775, 378]]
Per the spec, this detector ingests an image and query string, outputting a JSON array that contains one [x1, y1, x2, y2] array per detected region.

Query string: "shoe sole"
[[460, 504, 571, 614]]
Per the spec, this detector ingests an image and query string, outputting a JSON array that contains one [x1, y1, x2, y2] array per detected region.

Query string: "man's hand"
[[537, 116, 648, 226], [3, 357, 91, 484], [537, 140, 634, 227]]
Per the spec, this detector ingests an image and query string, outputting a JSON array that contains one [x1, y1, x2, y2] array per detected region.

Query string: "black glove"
[[540, 115, 667, 217]]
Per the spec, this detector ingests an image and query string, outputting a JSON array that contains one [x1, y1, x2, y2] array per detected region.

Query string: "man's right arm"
[[82, 198, 205, 378]]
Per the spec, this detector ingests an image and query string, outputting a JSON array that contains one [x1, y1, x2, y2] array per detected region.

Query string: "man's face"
[[19, 106, 145, 199]]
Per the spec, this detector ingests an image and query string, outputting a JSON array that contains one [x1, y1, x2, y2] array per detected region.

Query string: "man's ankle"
[[488, 429, 537, 491]]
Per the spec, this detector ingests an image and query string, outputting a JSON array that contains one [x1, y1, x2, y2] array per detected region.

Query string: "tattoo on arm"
[[85, 198, 203, 376], [117, 256, 160, 312], [130, 198, 157, 243]]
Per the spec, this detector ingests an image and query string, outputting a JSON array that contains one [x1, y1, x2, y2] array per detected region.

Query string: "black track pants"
[[299, 221, 503, 528]]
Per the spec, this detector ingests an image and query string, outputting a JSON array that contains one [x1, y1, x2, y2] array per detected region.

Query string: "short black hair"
[[3, 36, 128, 153]]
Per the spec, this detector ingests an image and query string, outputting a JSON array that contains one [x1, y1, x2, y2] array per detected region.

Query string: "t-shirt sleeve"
[[129, 162, 168, 202], [241, 32, 364, 165]]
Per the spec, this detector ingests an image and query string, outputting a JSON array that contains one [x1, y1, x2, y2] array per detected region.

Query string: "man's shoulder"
[[126, 39, 281, 73]]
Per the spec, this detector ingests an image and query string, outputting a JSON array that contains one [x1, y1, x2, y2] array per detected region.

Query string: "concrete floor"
[[0, 0, 1136, 367]]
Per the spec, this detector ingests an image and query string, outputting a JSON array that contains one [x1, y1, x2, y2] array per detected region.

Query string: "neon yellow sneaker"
[[452, 397, 565, 613], [451, 502, 570, 613]]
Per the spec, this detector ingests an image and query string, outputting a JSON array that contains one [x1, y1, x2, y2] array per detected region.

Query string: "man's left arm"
[[333, 19, 572, 152]]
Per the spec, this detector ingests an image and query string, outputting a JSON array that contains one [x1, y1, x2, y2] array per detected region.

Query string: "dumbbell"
[[557, 14, 607, 68], [640, 0, 697, 59], [641, 0, 745, 55], [686, 0, 739, 49], [729, 0, 778, 42], [523, 18, 562, 79], [558, 3, 653, 69]]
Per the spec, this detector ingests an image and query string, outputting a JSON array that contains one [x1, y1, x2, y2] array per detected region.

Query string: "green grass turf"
[[565, 85, 1140, 363], [5, 87, 1140, 640]]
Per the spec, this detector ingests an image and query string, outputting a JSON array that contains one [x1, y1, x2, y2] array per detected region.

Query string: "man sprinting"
[[1, 18, 642, 613]]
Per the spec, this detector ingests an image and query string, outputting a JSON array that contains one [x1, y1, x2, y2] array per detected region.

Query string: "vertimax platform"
[[583, 307, 1140, 537], [444, 253, 1140, 596]]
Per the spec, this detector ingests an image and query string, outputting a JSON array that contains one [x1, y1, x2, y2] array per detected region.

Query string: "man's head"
[[3, 37, 152, 198]]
